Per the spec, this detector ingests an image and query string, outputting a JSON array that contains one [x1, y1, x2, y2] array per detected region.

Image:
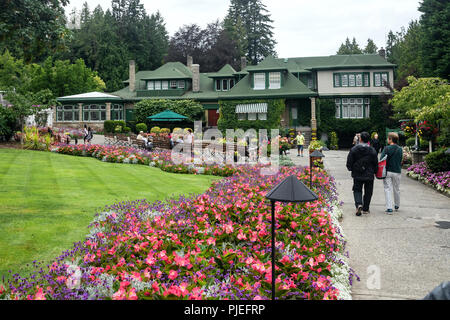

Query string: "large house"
[[55, 51, 395, 139]]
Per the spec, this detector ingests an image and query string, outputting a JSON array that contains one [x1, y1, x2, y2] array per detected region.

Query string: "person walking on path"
[[353, 133, 361, 146], [380, 132, 403, 215], [295, 131, 305, 157], [346, 132, 379, 216], [86, 127, 93, 144], [371, 133, 381, 154], [83, 125, 88, 144]]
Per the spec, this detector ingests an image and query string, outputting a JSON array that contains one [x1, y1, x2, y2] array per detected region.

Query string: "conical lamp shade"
[[310, 150, 325, 157], [266, 175, 318, 203]]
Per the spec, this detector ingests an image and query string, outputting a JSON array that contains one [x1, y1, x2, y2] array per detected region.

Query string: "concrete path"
[[288, 149, 450, 300]]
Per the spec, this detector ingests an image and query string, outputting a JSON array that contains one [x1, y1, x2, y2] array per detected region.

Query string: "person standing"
[[83, 125, 88, 144], [295, 131, 305, 157], [86, 127, 93, 144], [371, 133, 381, 154], [346, 132, 379, 216], [380, 132, 403, 215]]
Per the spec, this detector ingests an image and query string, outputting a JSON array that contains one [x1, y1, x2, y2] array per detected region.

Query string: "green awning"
[[203, 104, 219, 110], [235, 103, 268, 113], [147, 109, 188, 121]]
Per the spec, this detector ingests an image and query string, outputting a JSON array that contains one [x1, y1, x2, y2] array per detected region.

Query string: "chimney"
[[187, 55, 193, 69], [378, 47, 386, 59], [241, 56, 247, 71], [191, 64, 200, 92], [129, 60, 136, 92]]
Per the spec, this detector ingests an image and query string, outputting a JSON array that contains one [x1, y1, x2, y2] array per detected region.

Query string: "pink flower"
[[168, 270, 178, 280], [34, 287, 46, 300]]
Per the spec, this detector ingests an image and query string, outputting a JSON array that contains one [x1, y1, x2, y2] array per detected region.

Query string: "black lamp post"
[[265, 175, 318, 300], [309, 149, 325, 187]]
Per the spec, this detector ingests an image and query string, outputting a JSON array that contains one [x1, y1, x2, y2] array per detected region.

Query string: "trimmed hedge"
[[135, 123, 147, 133], [104, 120, 126, 134], [218, 99, 285, 134], [425, 148, 450, 173]]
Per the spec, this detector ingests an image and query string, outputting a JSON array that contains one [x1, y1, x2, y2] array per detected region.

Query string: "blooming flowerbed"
[[406, 162, 450, 196], [0, 164, 355, 300]]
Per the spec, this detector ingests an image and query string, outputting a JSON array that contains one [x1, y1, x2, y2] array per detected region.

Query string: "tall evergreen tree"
[[224, 0, 277, 65], [418, 0, 450, 79], [364, 39, 378, 54], [337, 37, 363, 54]]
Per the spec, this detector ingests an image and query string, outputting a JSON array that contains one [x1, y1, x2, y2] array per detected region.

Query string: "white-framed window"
[[291, 107, 297, 120], [348, 74, 356, 87], [334, 72, 370, 87], [83, 104, 106, 122], [334, 74, 340, 87], [57, 105, 80, 122], [341, 74, 349, 87], [374, 72, 389, 87], [177, 80, 185, 89], [216, 80, 221, 91], [170, 80, 177, 89], [162, 81, 168, 90], [254, 73, 266, 90], [111, 104, 124, 120], [237, 113, 246, 121], [222, 79, 228, 91], [247, 112, 257, 120], [147, 81, 154, 90], [269, 72, 281, 89], [356, 74, 363, 87], [258, 113, 267, 120], [154, 81, 161, 90], [364, 73, 370, 86], [230, 79, 235, 88], [335, 98, 370, 119]]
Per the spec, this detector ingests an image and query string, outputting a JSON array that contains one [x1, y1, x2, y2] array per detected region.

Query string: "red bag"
[[376, 155, 387, 179]]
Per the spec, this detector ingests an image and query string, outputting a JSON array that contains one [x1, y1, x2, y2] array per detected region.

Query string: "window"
[[307, 77, 313, 89], [291, 107, 298, 120], [216, 80, 221, 91], [335, 98, 370, 119], [170, 80, 177, 89], [154, 81, 161, 90], [230, 79, 235, 88], [177, 80, 185, 89], [83, 104, 106, 121], [269, 72, 281, 89], [57, 105, 79, 122], [334, 72, 370, 87], [162, 81, 168, 90], [222, 79, 228, 91], [237, 113, 246, 121], [147, 81, 154, 90], [247, 113, 257, 121], [111, 104, 124, 120], [253, 73, 266, 90], [374, 72, 389, 87], [258, 113, 267, 120]]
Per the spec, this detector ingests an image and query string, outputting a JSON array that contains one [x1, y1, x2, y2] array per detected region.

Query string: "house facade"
[[55, 51, 395, 139]]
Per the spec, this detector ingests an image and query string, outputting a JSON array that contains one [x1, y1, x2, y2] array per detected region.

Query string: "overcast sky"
[[66, 0, 423, 57]]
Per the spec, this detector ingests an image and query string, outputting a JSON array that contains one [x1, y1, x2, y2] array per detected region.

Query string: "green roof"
[[207, 64, 237, 78], [285, 54, 395, 70]]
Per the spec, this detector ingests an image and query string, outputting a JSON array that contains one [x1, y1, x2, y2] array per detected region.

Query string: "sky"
[[66, 0, 423, 57]]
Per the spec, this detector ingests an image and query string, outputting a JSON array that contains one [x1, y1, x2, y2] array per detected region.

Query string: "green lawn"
[[0, 148, 219, 279]]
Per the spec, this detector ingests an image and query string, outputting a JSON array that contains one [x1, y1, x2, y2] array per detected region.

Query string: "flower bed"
[[0, 166, 355, 300], [406, 162, 450, 196]]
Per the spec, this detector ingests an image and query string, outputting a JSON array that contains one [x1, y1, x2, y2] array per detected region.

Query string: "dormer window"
[[170, 80, 177, 89], [154, 81, 161, 90], [215, 78, 235, 91], [253, 73, 266, 90], [177, 80, 185, 89], [269, 72, 281, 89], [147, 81, 154, 90], [222, 79, 228, 91]]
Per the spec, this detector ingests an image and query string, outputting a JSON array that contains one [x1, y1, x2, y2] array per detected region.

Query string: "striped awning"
[[235, 103, 268, 114]]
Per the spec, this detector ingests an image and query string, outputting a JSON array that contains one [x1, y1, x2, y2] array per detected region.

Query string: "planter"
[[411, 151, 428, 165]]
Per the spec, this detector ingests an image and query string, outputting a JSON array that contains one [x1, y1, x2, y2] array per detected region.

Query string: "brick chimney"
[[191, 64, 200, 92], [129, 60, 136, 92], [378, 47, 386, 59], [187, 55, 193, 69], [241, 56, 247, 71]]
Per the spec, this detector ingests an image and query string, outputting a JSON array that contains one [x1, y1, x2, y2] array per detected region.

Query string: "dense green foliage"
[[418, 0, 450, 79], [424, 148, 450, 173], [224, 0, 277, 64], [217, 99, 285, 133], [103, 120, 126, 133], [336, 37, 363, 54], [0, 148, 218, 277], [134, 99, 203, 125], [0, 0, 70, 63], [135, 123, 148, 133]]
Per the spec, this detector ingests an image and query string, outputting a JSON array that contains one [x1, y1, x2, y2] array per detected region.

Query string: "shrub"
[[172, 127, 183, 134], [123, 127, 131, 133], [103, 120, 115, 133], [329, 131, 339, 150], [115, 121, 126, 130], [135, 123, 148, 133], [424, 148, 450, 173], [160, 128, 170, 134], [150, 126, 161, 134], [406, 137, 416, 147], [437, 131, 450, 148], [114, 125, 123, 133]]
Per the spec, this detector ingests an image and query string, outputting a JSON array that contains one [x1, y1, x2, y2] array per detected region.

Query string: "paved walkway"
[[288, 149, 450, 300]]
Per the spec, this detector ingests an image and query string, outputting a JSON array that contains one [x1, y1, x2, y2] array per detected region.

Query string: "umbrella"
[[147, 110, 188, 122]]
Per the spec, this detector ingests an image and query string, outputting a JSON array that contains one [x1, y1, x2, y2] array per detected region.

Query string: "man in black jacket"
[[346, 132, 379, 216]]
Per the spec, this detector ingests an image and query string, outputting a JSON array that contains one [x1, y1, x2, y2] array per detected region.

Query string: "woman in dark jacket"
[[371, 133, 381, 154]]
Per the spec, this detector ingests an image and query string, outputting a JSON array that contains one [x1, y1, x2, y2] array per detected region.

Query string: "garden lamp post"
[[309, 149, 325, 187], [265, 175, 318, 300]]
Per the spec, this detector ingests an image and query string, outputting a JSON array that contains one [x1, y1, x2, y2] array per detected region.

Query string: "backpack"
[[376, 155, 387, 179], [353, 154, 371, 174]]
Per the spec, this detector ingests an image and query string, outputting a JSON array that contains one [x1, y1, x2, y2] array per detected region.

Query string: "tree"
[[418, 0, 450, 79], [0, 0, 71, 63], [364, 39, 378, 54], [224, 0, 277, 65], [134, 99, 204, 125], [337, 37, 363, 54]]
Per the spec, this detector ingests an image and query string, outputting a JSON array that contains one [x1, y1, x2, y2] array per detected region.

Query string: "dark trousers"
[[352, 179, 374, 211]]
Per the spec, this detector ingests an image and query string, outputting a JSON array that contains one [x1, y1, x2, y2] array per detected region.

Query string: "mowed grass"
[[0, 149, 219, 279]]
